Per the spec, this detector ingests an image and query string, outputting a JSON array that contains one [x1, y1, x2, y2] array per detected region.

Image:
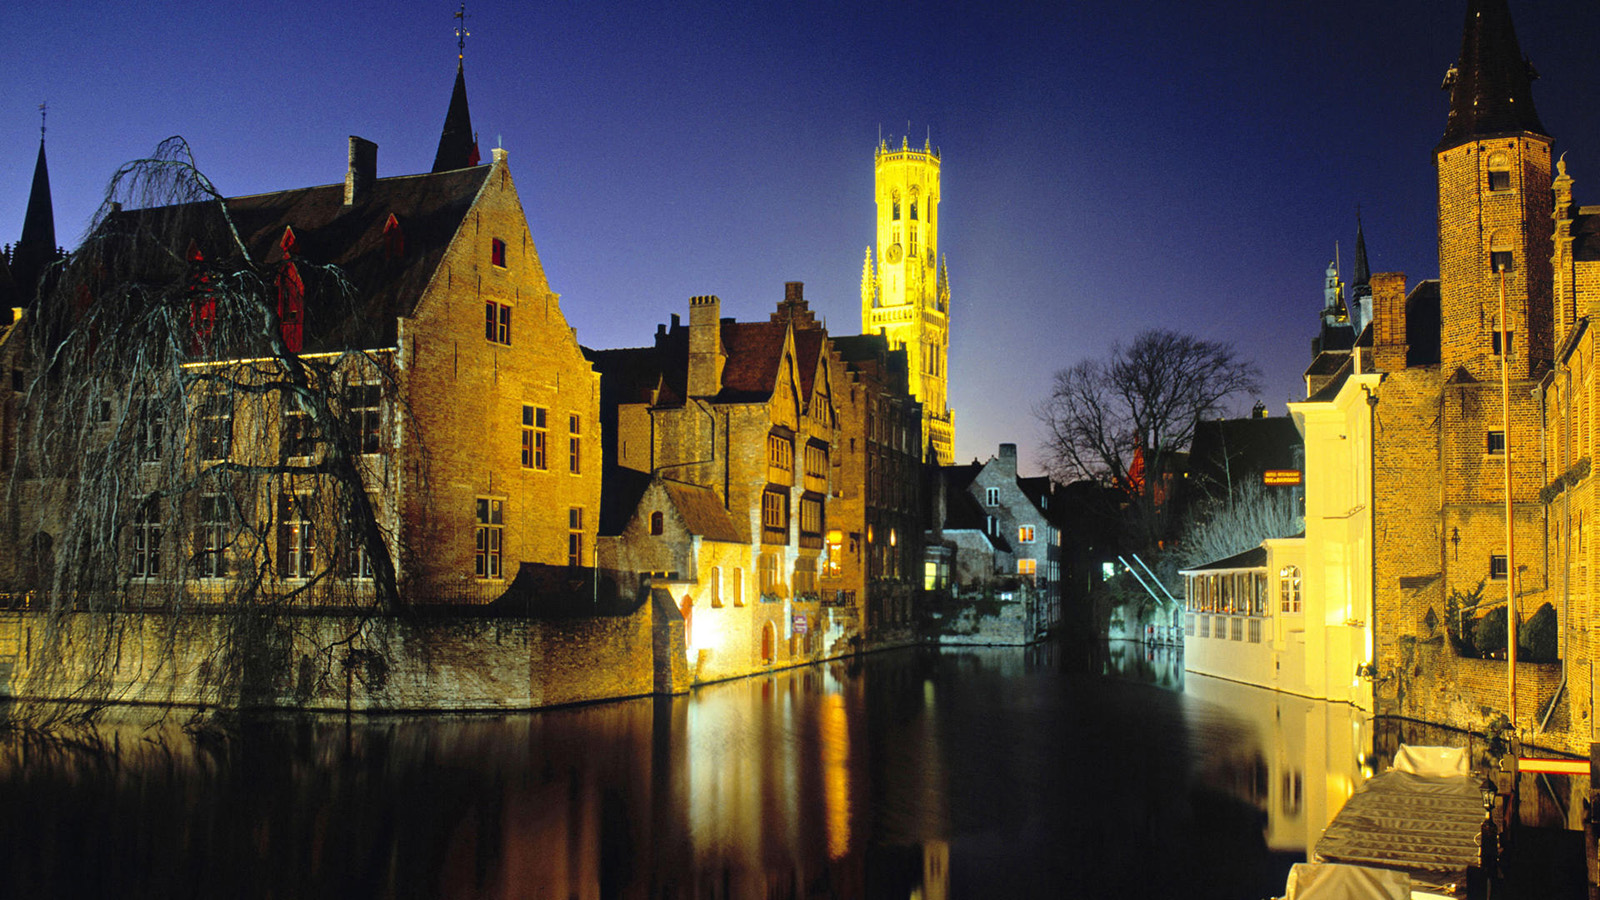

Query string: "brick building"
[[925, 444, 1062, 643], [1, 64, 602, 606], [590, 286, 844, 678], [1299, 0, 1600, 751], [827, 330, 923, 642]]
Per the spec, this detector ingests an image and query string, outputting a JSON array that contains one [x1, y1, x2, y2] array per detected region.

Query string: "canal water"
[[0, 642, 1375, 899]]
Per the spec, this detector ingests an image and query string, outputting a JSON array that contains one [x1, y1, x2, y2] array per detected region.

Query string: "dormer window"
[[491, 237, 507, 268]]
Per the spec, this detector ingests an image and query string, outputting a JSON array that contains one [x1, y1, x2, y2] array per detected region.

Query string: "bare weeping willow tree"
[[12, 137, 410, 718]]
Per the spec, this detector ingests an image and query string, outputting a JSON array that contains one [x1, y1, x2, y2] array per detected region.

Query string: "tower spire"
[[1438, 0, 1546, 152], [15, 102, 58, 305], [432, 3, 480, 172]]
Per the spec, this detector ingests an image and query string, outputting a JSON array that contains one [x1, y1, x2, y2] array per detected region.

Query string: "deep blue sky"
[[5, 1, 1600, 474]]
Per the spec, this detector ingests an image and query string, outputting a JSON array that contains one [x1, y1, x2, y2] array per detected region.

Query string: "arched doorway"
[[761, 621, 776, 665]]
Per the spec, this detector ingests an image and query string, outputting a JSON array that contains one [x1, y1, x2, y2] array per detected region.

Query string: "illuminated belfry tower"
[[861, 133, 953, 464]]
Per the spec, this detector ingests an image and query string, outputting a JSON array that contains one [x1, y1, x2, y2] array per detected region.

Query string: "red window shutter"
[[186, 239, 215, 355], [276, 227, 304, 353]]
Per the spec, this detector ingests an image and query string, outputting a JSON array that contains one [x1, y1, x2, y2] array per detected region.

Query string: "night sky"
[[5, 0, 1600, 474]]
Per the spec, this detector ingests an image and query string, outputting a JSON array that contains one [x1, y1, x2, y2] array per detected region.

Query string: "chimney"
[[785, 281, 803, 303], [345, 136, 377, 206], [997, 443, 1018, 477], [687, 295, 724, 397], [1370, 272, 1409, 372]]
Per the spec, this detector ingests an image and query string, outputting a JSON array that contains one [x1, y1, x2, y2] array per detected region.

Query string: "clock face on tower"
[[886, 243, 903, 265]]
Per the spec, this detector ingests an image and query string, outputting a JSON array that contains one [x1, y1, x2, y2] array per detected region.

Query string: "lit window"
[[475, 498, 503, 579], [759, 552, 781, 596], [485, 301, 512, 344], [1489, 554, 1508, 581], [825, 530, 843, 577], [278, 492, 316, 580], [568, 415, 582, 474], [804, 442, 827, 480], [491, 237, 507, 267], [345, 383, 382, 454], [521, 405, 547, 469], [1018, 525, 1035, 543], [1018, 559, 1036, 577], [130, 498, 162, 579], [568, 506, 584, 567], [1486, 431, 1506, 455]]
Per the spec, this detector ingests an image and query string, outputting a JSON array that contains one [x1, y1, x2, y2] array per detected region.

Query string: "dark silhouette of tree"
[[1037, 329, 1260, 553], [12, 138, 408, 718]]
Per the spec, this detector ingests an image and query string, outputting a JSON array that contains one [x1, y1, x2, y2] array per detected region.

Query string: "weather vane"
[[454, 2, 470, 60], [38, 101, 46, 140]]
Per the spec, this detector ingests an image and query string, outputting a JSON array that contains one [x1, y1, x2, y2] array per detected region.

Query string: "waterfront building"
[[826, 331, 923, 642], [590, 286, 842, 679], [0, 62, 602, 604], [924, 443, 1062, 643], [860, 134, 953, 464]]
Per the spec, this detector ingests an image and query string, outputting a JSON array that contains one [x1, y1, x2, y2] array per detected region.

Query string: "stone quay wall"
[[0, 591, 690, 713]]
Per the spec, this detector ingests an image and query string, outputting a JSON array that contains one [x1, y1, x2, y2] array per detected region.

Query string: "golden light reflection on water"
[[821, 691, 851, 859]]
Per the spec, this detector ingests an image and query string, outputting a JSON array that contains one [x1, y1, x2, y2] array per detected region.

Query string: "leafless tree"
[[1037, 329, 1260, 552], [10, 137, 408, 720], [1174, 478, 1300, 570]]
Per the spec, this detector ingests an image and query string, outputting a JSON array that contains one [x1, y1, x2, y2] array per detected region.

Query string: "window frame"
[[475, 497, 504, 580], [485, 300, 513, 345], [521, 405, 548, 470]]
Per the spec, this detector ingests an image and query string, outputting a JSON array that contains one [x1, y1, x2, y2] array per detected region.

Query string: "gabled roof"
[[718, 320, 789, 401], [662, 479, 745, 543], [1187, 415, 1302, 497], [100, 165, 491, 353]]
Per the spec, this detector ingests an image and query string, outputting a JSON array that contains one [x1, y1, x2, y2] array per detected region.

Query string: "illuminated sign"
[[792, 615, 809, 635], [1263, 469, 1302, 486]]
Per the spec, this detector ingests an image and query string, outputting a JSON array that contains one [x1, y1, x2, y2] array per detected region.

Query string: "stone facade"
[[925, 444, 1062, 644], [860, 135, 953, 464]]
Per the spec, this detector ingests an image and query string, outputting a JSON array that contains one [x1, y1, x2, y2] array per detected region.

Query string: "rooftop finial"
[[38, 101, 46, 142], [454, 1, 470, 61]]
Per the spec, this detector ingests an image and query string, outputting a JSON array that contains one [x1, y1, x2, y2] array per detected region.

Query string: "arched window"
[[650, 511, 664, 535], [1490, 228, 1515, 275], [761, 621, 776, 664], [1487, 151, 1511, 192], [891, 192, 901, 221]]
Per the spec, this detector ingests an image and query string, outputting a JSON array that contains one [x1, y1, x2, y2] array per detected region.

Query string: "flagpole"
[[1500, 263, 1518, 732]]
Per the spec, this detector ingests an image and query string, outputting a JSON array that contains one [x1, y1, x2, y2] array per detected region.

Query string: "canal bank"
[[0, 639, 1378, 899]]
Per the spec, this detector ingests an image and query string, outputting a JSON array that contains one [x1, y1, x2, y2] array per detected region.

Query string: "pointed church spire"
[[15, 104, 58, 305], [432, 4, 480, 173], [1352, 213, 1371, 289], [1437, 0, 1546, 152]]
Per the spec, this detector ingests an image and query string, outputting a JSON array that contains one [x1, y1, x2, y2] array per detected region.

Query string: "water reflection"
[[0, 644, 1368, 899]]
